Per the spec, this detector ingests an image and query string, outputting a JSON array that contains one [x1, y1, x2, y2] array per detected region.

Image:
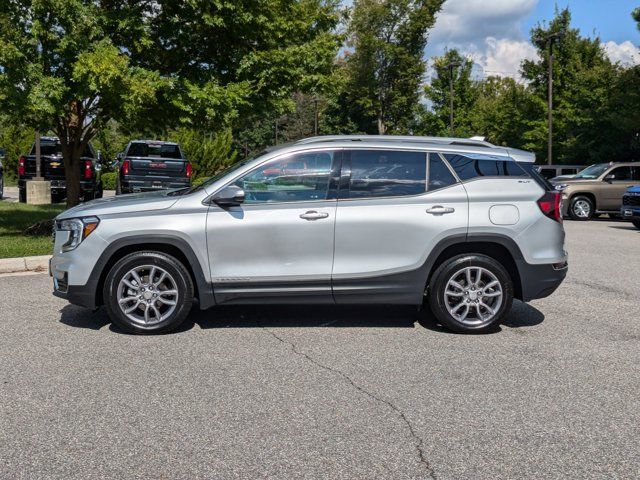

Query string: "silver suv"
[[51, 136, 568, 334]]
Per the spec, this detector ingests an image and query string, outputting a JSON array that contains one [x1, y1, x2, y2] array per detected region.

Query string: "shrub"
[[170, 128, 237, 178], [101, 171, 117, 190]]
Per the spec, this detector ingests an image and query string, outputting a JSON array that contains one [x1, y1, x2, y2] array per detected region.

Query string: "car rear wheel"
[[632, 219, 640, 230], [104, 251, 194, 334], [0, 175, 4, 200], [18, 187, 26, 203], [428, 254, 514, 333], [569, 195, 594, 221]]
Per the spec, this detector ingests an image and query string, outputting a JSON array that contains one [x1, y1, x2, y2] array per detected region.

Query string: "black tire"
[[0, 176, 4, 200], [103, 251, 194, 334], [632, 219, 640, 230], [95, 182, 103, 199], [428, 254, 514, 334], [84, 189, 95, 201], [51, 191, 64, 204], [568, 195, 594, 221], [18, 187, 26, 203]]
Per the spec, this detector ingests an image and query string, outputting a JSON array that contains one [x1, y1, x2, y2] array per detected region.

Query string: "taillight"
[[186, 162, 193, 178], [84, 160, 93, 179], [121, 159, 130, 176], [18, 156, 26, 176], [537, 191, 562, 223]]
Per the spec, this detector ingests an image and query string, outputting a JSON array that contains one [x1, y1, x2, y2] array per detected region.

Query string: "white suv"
[[50, 136, 568, 334]]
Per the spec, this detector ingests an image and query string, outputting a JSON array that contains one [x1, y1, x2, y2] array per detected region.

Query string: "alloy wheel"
[[443, 266, 503, 325], [573, 199, 591, 218], [116, 265, 179, 326]]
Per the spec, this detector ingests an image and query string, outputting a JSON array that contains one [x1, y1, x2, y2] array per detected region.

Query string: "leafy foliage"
[[330, 0, 445, 134], [169, 129, 237, 180]]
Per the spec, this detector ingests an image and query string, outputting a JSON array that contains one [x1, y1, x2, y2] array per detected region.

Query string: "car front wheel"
[[569, 195, 594, 221], [428, 254, 514, 333], [104, 251, 194, 334]]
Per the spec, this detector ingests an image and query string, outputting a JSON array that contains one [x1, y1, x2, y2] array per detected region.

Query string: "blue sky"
[[425, 0, 640, 79], [527, 0, 638, 44]]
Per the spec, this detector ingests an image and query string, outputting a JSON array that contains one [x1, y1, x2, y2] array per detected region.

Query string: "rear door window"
[[428, 153, 457, 191], [346, 150, 426, 198]]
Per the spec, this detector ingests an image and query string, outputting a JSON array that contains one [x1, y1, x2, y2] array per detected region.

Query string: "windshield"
[[181, 155, 261, 195], [573, 164, 609, 179]]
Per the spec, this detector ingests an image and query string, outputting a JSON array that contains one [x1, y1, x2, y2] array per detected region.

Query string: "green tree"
[[421, 49, 476, 137], [139, 0, 343, 133], [522, 8, 621, 164], [334, 0, 444, 134], [0, 1, 165, 206], [633, 7, 640, 30]]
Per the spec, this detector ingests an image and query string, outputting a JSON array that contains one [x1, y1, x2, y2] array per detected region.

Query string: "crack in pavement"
[[256, 319, 437, 480]]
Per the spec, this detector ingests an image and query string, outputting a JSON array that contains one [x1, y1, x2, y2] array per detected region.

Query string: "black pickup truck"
[[18, 137, 103, 203], [116, 140, 192, 194]]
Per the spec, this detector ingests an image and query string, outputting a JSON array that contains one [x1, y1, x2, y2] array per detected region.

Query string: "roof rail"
[[294, 135, 495, 148]]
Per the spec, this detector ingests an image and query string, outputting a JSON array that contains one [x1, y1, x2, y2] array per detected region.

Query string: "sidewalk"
[[0, 255, 50, 274]]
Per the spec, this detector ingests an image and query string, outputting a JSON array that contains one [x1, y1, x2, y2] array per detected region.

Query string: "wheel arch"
[[91, 235, 214, 309], [425, 234, 524, 301]]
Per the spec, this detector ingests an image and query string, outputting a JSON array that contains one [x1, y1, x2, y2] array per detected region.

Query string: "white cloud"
[[426, 0, 540, 80], [603, 40, 640, 66], [470, 38, 539, 78]]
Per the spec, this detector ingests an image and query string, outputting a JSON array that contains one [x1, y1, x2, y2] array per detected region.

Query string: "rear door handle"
[[300, 210, 329, 221], [426, 205, 455, 215]]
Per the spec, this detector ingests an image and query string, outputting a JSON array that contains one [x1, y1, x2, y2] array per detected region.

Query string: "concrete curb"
[[0, 255, 51, 274]]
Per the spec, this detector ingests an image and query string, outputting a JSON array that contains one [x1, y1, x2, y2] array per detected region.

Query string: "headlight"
[[554, 184, 568, 191], [56, 216, 100, 252]]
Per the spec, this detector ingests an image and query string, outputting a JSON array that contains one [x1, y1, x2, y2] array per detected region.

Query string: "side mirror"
[[604, 174, 615, 182], [212, 185, 245, 207]]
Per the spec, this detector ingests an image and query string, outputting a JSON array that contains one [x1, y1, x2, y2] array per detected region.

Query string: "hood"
[[57, 190, 179, 219], [551, 177, 599, 186], [550, 174, 576, 182], [625, 185, 640, 194]]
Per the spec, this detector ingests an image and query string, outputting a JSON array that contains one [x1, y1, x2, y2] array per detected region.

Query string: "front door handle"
[[426, 205, 455, 215], [300, 210, 329, 221]]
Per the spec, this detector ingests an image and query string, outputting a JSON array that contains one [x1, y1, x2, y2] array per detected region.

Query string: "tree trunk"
[[377, 115, 387, 135], [60, 139, 82, 208], [58, 102, 86, 208]]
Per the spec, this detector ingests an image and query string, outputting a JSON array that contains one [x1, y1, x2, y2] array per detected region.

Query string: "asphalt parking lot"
[[0, 219, 638, 479]]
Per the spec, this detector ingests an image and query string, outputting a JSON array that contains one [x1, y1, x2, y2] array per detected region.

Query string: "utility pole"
[[34, 130, 42, 180], [542, 31, 564, 165], [444, 61, 461, 136], [313, 97, 319, 136]]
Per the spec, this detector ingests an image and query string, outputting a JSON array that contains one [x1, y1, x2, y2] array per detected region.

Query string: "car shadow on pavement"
[[59, 301, 544, 335], [417, 300, 545, 335], [608, 225, 639, 232]]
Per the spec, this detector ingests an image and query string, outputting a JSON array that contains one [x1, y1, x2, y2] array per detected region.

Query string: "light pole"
[[444, 61, 461, 136], [541, 31, 564, 165], [313, 97, 319, 136]]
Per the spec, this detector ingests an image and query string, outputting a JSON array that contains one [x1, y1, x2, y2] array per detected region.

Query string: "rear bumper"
[[18, 178, 95, 192], [517, 260, 568, 301], [120, 177, 190, 193]]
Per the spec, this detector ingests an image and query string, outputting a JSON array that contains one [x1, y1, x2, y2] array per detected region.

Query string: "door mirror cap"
[[604, 174, 615, 182], [212, 185, 245, 207]]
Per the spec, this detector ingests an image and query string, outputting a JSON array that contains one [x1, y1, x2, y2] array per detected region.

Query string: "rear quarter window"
[[444, 153, 527, 180]]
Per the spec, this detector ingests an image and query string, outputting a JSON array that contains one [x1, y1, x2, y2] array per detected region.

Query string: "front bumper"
[[517, 260, 568, 301], [621, 205, 640, 220]]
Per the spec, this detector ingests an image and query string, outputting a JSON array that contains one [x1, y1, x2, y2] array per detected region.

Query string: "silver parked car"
[[51, 135, 568, 334]]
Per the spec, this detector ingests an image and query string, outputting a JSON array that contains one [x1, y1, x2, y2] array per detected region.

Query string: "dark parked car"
[[116, 140, 192, 194], [621, 185, 640, 229], [18, 137, 103, 203]]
